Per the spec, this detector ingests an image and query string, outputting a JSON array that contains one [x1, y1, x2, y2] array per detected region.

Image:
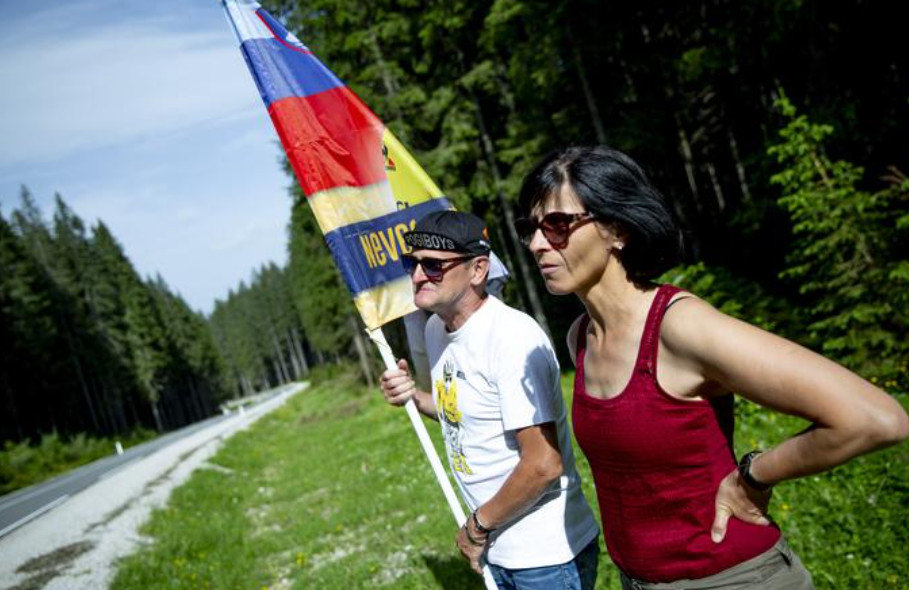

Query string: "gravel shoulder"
[[0, 383, 306, 590]]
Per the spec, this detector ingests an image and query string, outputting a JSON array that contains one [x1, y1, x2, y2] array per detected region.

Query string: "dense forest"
[[0, 192, 329, 447], [2, 0, 906, 451], [0, 191, 225, 443], [260, 0, 908, 387], [208, 262, 313, 397]]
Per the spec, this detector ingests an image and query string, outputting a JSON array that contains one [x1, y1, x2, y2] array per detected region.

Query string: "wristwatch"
[[738, 450, 773, 491]]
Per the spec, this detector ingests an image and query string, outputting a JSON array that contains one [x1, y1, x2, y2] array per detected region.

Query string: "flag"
[[222, 0, 450, 329]]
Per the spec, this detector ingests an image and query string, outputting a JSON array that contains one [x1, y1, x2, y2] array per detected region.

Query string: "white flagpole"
[[367, 327, 498, 590]]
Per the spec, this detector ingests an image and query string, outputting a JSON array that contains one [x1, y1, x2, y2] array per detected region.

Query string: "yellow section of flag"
[[383, 129, 445, 207]]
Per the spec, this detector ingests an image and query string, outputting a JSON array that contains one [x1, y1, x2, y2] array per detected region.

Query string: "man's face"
[[406, 249, 476, 314]]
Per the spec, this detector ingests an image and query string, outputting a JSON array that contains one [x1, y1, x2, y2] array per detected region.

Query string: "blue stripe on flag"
[[240, 38, 344, 106], [324, 198, 452, 295]]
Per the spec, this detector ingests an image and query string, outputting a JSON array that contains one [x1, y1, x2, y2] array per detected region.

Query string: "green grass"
[[111, 371, 909, 589]]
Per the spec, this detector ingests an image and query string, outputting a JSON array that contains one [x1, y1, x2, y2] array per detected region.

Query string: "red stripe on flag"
[[268, 87, 386, 196]]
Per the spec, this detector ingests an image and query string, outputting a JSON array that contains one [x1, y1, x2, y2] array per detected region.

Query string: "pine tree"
[[148, 275, 226, 418], [769, 94, 909, 387], [0, 212, 61, 440]]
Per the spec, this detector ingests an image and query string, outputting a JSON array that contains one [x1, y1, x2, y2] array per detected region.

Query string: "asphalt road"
[[0, 394, 274, 538]]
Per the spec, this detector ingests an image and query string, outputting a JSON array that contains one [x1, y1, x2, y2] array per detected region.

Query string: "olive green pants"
[[619, 537, 814, 590]]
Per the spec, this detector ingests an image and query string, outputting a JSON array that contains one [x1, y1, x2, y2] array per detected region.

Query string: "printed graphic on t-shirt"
[[436, 359, 472, 474]]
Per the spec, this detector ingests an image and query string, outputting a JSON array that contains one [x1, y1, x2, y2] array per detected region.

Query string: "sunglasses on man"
[[514, 212, 595, 249], [401, 254, 476, 282]]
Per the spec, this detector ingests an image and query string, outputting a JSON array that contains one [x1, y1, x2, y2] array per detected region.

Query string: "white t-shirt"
[[425, 295, 599, 569]]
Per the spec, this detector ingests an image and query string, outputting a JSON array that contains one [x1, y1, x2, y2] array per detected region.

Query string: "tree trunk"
[[285, 332, 301, 379], [270, 327, 291, 384], [186, 376, 202, 420], [368, 33, 400, 109], [113, 391, 128, 434], [291, 326, 309, 375], [726, 127, 752, 202], [97, 378, 118, 436], [271, 358, 284, 385], [348, 314, 375, 387], [675, 113, 701, 211], [127, 395, 139, 430], [705, 160, 726, 213], [151, 401, 164, 432], [567, 28, 607, 144], [65, 329, 100, 433], [493, 58, 516, 113], [618, 57, 638, 103], [491, 223, 528, 310], [470, 93, 551, 337]]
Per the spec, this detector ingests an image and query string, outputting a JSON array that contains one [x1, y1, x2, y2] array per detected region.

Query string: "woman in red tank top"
[[513, 146, 908, 589]]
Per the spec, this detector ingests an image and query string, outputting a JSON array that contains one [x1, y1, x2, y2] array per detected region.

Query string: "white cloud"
[[0, 1, 295, 313], [0, 4, 261, 167]]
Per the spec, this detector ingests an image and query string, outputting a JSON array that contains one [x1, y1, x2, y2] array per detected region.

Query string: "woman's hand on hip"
[[711, 468, 772, 543]]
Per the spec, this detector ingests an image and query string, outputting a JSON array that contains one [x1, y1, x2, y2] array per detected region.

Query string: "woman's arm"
[[661, 297, 908, 540], [663, 297, 907, 480]]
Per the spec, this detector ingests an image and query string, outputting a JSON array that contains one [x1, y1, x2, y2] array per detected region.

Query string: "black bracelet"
[[462, 523, 485, 546], [471, 510, 495, 534], [738, 450, 773, 492]]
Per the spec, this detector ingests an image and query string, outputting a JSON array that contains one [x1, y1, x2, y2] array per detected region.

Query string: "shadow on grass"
[[422, 554, 486, 590]]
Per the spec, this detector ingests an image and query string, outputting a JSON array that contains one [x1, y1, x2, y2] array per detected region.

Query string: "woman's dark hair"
[[518, 146, 681, 282]]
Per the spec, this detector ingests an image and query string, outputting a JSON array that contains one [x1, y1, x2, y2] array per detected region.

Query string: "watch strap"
[[738, 450, 772, 491]]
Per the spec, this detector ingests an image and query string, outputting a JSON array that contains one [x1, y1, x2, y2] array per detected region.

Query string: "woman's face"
[[527, 186, 623, 295]]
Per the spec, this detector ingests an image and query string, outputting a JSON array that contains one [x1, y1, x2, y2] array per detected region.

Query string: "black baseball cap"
[[404, 210, 491, 256]]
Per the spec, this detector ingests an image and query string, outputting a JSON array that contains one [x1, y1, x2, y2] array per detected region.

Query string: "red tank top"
[[572, 284, 779, 582]]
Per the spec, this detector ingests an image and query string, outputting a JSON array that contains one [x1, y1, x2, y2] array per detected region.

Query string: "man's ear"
[[470, 256, 490, 286]]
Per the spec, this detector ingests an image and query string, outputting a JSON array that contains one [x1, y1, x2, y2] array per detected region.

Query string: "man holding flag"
[[380, 210, 600, 589], [221, 1, 595, 586]]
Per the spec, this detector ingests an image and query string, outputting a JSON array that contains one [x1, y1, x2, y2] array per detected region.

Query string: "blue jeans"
[[488, 537, 600, 590]]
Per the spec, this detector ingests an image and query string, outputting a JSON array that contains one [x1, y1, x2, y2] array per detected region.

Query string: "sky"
[[0, 0, 292, 315]]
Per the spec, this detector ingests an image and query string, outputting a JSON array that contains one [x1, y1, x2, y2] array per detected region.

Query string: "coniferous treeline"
[[209, 193, 391, 393], [1, 189, 226, 443], [209, 262, 314, 398], [255, 0, 907, 388]]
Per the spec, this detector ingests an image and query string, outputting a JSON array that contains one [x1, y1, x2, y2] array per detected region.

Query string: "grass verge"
[[111, 371, 908, 589]]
